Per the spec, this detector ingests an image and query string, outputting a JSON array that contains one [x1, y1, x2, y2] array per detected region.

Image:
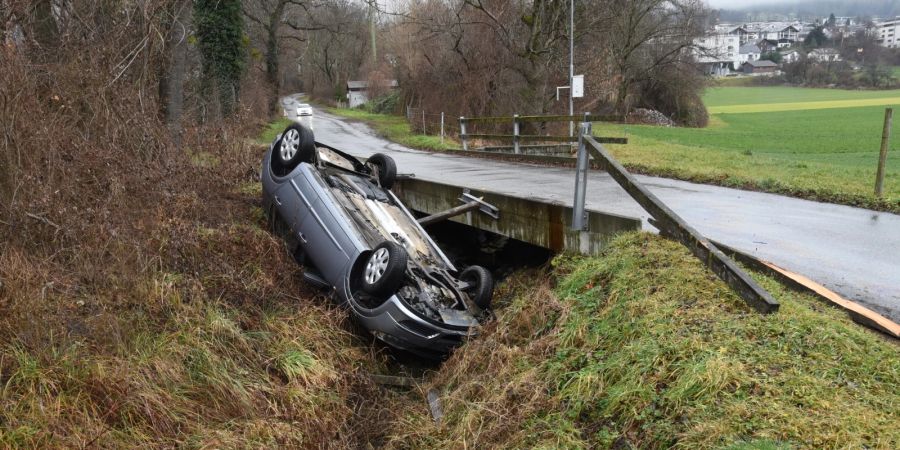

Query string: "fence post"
[[876, 107, 892, 197], [422, 109, 426, 135], [571, 116, 592, 231], [513, 114, 520, 154], [459, 117, 468, 151], [441, 112, 445, 145]]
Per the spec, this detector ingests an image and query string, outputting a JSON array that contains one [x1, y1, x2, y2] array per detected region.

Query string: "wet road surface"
[[280, 95, 900, 323]]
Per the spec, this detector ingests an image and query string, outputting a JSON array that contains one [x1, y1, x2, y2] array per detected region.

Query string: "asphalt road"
[[279, 95, 900, 323]]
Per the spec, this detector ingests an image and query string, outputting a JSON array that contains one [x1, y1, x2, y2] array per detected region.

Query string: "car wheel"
[[273, 123, 316, 175], [366, 153, 397, 189], [460, 265, 493, 309], [361, 241, 407, 298]]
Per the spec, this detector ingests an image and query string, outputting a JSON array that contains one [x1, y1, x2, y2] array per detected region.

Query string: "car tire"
[[460, 265, 493, 309], [367, 153, 397, 189], [361, 241, 407, 298], [273, 123, 316, 175]]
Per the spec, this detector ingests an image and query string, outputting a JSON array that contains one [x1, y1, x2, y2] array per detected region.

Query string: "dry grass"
[[0, 7, 391, 445]]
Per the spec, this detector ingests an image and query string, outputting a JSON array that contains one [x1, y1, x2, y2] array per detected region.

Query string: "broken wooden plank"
[[713, 240, 899, 339], [460, 114, 624, 124], [460, 134, 627, 144], [584, 136, 779, 314]]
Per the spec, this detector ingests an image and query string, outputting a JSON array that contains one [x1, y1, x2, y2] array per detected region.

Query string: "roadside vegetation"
[[382, 233, 900, 449], [325, 106, 460, 151]]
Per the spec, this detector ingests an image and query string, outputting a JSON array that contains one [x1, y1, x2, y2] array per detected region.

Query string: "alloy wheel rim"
[[364, 247, 390, 284], [280, 129, 299, 161]]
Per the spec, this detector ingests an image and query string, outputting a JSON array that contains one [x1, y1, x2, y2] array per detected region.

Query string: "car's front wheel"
[[360, 241, 408, 298], [273, 123, 316, 176], [460, 265, 493, 309]]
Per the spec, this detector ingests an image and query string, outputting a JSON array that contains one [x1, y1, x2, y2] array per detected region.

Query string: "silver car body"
[[261, 138, 483, 354]]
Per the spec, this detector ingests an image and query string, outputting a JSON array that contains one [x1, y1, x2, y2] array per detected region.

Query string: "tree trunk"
[[158, 0, 190, 144], [30, 0, 58, 50], [265, 1, 286, 113]]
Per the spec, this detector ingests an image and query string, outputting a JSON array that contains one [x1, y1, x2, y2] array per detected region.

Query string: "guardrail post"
[[513, 114, 520, 154], [459, 117, 468, 151], [571, 117, 592, 231], [875, 107, 892, 197]]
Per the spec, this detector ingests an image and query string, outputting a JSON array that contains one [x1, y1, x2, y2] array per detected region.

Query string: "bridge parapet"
[[392, 178, 641, 255]]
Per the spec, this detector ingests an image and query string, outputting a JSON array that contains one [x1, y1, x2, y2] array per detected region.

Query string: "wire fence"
[[405, 106, 460, 140]]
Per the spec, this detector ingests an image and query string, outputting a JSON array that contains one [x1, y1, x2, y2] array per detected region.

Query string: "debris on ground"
[[626, 108, 675, 126]]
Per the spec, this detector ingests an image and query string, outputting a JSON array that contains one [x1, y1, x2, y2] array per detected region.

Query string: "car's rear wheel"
[[366, 153, 397, 189], [273, 123, 316, 175], [360, 241, 407, 298], [460, 265, 493, 309]]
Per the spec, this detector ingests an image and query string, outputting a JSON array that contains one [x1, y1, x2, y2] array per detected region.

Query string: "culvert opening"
[[418, 214, 555, 279]]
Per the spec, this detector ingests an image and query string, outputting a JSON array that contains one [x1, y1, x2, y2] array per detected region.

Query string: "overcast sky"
[[706, 0, 789, 8]]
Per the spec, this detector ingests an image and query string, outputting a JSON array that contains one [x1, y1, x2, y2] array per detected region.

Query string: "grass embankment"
[[383, 233, 900, 449], [601, 87, 900, 212], [0, 122, 388, 448], [256, 116, 293, 145], [325, 106, 460, 151]]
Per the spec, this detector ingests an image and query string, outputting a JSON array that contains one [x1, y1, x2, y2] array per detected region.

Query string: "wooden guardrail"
[[581, 134, 780, 314], [458, 113, 627, 152]]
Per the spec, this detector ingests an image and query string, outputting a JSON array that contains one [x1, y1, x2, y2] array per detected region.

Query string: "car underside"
[[261, 123, 493, 355]]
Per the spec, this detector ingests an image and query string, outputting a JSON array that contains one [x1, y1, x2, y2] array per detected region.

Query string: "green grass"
[[255, 116, 293, 145], [599, 88, 900, 211], [704, 86, 900, 108], [325, 106, 460, 151], [384, 233, 900, 449]]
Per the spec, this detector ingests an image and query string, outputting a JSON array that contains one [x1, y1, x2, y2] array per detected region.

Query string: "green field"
[[604, 86, 900, 211]]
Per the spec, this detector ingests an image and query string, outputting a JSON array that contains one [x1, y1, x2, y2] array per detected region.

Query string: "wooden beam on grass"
[[584, 135, 780, 314]]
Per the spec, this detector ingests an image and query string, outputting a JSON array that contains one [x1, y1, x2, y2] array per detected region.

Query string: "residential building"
[[782, 50, 802, 64], [807, 48, 842, 62], [693, 32, 740, 75], [734, 22, 801, 46], [741, 59, 778, 74], [876, 18, 900, 48], [738, 43, 761, 64]]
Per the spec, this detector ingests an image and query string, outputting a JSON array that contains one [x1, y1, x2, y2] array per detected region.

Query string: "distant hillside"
[[718, 0, 900, 22]]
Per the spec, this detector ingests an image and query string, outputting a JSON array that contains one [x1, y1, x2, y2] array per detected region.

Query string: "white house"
[[694, 32, 741, 75], [782, 50, 801, 64], [734, 22, 801, 46], [807, 48, 842, 62], [875, 18, 900, 48], [738, 43, 761, 64]]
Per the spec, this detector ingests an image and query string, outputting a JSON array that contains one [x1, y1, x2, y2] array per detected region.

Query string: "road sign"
[[572, 75, 584, 98]]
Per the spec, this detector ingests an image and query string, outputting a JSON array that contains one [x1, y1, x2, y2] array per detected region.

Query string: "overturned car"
[[261, 123, 493, 355]]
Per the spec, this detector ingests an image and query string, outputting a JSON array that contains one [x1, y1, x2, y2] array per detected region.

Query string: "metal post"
[[572, 118, 591, 231], [513, 114, 520, 154], [568, 0, 574, 138], [422, 109, 426, 134], [459, 117, 468, 151], [875, 107, 892, 197], [440, 112, 445, 144]]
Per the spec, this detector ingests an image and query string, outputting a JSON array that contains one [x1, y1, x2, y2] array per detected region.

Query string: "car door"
[[296, 167, 354, 284], [276, 166, 315, 236]]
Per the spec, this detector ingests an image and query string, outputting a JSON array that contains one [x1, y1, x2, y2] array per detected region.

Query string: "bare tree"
[[158, 0, 191, 141], [244, 0, 335, 110]]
